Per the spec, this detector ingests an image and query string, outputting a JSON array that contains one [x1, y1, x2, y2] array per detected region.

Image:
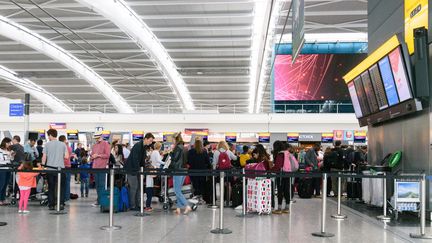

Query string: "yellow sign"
[[321, 132, 333, 137], [225, 132, 237, 137], [343, 35, 401, 83], [132, 130, 144, 135], [258, 132, 270, 137], [405, 0, 428, 54], [66, 129, 78, 133], [287, 132, 299, 137], [354, 130, 367, 137], [102, 130, 110, 135]]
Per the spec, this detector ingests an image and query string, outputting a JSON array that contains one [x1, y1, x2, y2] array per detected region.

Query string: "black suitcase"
[[202, 177, 213, 204], [231, 182, 243, 207], [298, 178, 313, 198], [347, 180, 362, 199]]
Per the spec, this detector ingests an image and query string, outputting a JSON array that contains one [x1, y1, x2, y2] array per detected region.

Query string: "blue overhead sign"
[[9, 103, 24, 117]]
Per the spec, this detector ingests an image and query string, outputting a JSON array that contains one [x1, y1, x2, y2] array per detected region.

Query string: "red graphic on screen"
[[273, 54, 365, 101]]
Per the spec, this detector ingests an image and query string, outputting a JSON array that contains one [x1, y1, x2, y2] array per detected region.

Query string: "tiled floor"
[[0, 184, 429, 243]]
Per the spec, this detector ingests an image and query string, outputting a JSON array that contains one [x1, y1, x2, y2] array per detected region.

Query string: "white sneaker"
[[22, 210, 30, 214], [18, 210, 23, 214]]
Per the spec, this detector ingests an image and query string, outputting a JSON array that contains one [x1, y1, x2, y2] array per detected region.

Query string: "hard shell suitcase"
[[100, 188, 120, 213], [298, 178, 313, 199], [247, 178, 271, 214]]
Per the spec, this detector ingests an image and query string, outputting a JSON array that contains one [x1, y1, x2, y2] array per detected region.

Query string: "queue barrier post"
[[135, 167, 149, 217], [236, 168, 253, 218], [376, 172, 391, 222], [410, 174, 432, 239], [331, 172, 347, 220], [208, 166, 218, 209], [289, 176, 296, 204], [101, 168, 121, 231], [50, 167, 67, 215], [211, 171, 232, 234], [312, 173, 334, 238]]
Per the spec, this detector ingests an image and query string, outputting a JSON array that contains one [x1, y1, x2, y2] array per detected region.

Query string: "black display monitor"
[[369, 64, 389, 110], [361, 71, 379, 113], [353, 76, 371, 116]]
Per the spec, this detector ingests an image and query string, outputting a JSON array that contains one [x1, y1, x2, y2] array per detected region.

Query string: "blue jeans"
[[173, 176, 188, 209], [0, 171, 10, 201], [64, 172, 71, 201], [95, 173, 106, 204], [80, 178, 89, 196]]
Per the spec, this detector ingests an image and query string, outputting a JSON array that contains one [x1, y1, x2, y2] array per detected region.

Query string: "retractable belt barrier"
[[0, 164, 430, 238]]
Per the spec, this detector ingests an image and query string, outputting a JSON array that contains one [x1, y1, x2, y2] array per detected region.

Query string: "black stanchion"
[[136, 167, 149, 217], [211, 171, 232, 234], [312, 173, 334, 238], [50, 167, 67, 215], [331, 173, 347, 220], [236, 168, 253, 218], [410, 174, 432, 239], [101, 168, 121, 231]]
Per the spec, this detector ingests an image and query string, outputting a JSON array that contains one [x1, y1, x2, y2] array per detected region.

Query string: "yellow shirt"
[[239, 153, 251, 167]]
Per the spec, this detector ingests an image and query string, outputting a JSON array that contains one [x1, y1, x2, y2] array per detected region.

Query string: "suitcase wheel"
[[163, 204, 169, 210], [192, 204, 198, 211]]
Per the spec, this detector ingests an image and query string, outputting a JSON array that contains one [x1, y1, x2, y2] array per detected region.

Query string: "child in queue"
[[17, 161, 41, 214], [79, 158, 91, 198]]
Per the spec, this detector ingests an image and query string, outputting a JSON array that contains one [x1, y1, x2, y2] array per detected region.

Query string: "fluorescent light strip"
[[0, 15, 134, 114], [77, 0, 195, 111], [248, 0, 268, 113], [253, 0, 284, 113], [0, 65, 72, 113]]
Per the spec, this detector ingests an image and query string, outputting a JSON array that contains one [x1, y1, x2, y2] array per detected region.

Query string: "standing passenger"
[[90, 132, 110, 207]]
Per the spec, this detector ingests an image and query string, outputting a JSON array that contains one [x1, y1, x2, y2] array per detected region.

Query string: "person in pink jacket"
[[90, 132, 111, 207], [17, 162, 41, 214]]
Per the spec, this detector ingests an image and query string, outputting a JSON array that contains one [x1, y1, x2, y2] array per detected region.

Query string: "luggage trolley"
[[389, 173, 421, 221]]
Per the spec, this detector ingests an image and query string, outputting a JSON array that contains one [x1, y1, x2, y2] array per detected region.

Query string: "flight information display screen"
[[354, 76, 370, 116], [369, 64, 389, 110], [378, 56, 400, 106], [348, 81, 363, 118], [388, 47, 412, 102], [361, 71, 379, 113]]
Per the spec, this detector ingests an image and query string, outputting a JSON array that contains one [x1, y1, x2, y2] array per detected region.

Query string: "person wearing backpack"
[[271, 141, 298, 214], [212, 141, 237, 206]]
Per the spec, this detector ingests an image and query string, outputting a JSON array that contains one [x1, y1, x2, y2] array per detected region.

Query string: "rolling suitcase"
[[298, 178, 313, 198], [247, 178, 271, 214], [231, 181, 243, 208], [347, 165, 362, 200], [100, 187, 120, 213]]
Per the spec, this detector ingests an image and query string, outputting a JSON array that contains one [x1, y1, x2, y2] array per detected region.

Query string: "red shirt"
[[91, 141, 111, 169], [64, 146, 72, 168]]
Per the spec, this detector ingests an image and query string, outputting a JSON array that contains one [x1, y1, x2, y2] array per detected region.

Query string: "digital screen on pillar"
[[348, 81, 363, 118], [378, 56, 400, 106], [273, 54, 366, 101], [369, 64, 389, 110], [388, 47, 412, 102], [354, 76, 371, 116], [361, 71, 379, 113]]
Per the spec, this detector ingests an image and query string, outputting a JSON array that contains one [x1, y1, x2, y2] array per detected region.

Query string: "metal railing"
[[28, 103, 353, 114]]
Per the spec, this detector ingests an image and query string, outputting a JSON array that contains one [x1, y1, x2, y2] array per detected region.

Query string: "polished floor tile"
[[0, 184, 427, 243]]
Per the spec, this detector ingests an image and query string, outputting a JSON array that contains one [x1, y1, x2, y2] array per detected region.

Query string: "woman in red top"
[[17, 162, 41, 214], [271, 141, 290, 214]]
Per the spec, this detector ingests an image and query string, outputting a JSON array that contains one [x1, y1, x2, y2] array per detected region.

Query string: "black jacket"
[[124, 141, 147, 174], [170, 144, 185, 170], [187, 148, 211, 170]]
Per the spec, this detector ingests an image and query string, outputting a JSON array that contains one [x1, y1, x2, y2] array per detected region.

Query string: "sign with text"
[[132, 130, 144, 141], [225, 133, 237, 143], [298, 133, 322, 142], [66, 129, 79, 141], [49, 122, 67, 130], [258, 133, 271, 143], [9, 103, 24, 117]]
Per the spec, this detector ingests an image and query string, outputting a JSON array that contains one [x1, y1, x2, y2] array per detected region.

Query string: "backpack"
[[217, 151, 232, 169], [283, 151, 299, 172], [118, 186, 129, 212], [245, 162, 267, 177]]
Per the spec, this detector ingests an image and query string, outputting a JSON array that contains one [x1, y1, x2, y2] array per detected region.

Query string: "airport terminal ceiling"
[[0, 0, 367, 114]]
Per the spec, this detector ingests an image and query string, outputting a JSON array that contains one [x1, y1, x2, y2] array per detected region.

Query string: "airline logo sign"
[[49, 122, 66, 130]]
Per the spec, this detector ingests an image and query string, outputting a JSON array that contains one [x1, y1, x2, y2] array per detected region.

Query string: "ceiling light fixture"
[[0, 15, 134, 113], [0, 65, 72, 113], [77, 0, 195, 111]]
